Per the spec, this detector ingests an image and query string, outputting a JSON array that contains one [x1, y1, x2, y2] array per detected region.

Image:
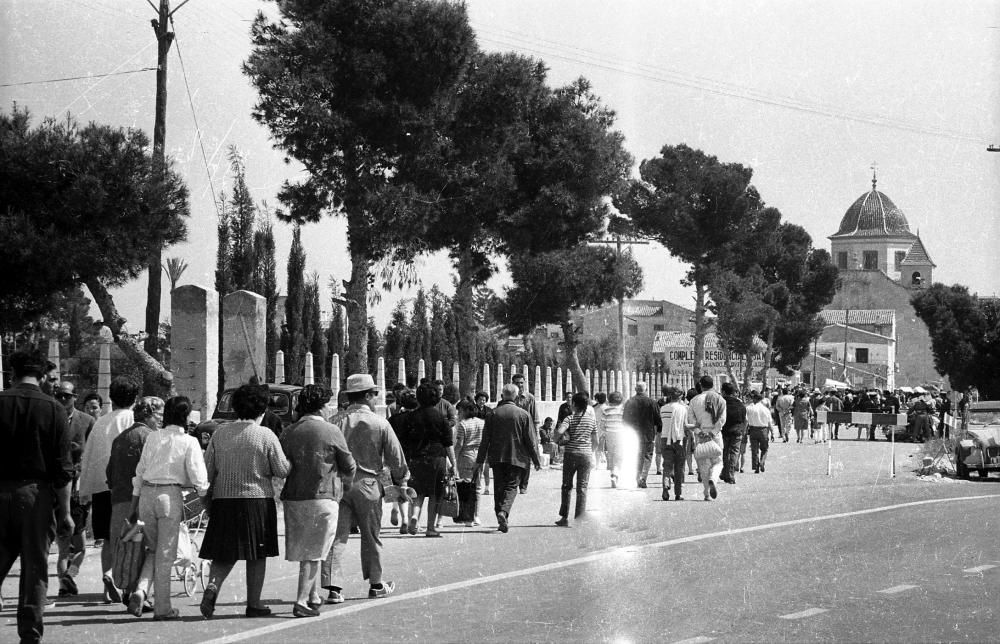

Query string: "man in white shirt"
[[775, 387, 794, 443], [658, 386, 692, 501], [689, 376, 727, 501], [745, 390, 776, 473]]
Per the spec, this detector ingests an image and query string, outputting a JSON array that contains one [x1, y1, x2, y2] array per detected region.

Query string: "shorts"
[[90, 490, 112, 540]]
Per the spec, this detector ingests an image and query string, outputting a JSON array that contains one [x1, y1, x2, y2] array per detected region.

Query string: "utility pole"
[[592, 223, 648, 378]]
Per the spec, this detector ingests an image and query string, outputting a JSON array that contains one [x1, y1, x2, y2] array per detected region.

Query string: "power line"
[[170, 20, 223, 220], [0, 67, 156, 89], [473, 23, 983, 144]]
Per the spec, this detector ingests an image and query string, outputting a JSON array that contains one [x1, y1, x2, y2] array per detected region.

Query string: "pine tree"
[[408, 287, 430, 376], [251, 213, 279, 381], [284, 226, 306, 383]]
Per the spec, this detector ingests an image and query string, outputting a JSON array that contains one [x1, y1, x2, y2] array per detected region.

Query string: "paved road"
[[4, 436, 998, 643]]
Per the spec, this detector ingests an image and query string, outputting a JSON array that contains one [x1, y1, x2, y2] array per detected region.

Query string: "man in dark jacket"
[[720, 382, 747, 484], [476, 384, 540, 533], [623, 382, 662, 488], [53, 381, 95, 597]]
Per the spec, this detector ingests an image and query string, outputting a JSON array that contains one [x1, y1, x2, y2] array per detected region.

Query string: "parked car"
[[212, 383, 303, 428], [955, 401, 1000, 479]]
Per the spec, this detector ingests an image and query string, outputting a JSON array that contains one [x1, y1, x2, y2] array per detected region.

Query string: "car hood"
[[967, 427, 1000, 447]]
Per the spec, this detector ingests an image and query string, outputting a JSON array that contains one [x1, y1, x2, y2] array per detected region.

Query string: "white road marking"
[[963, 564, 997, 574], [200, 493, 1000, 644], [878, 584, 918, 594], [672, 637, 715, 644], [780, 607, 828, 619]]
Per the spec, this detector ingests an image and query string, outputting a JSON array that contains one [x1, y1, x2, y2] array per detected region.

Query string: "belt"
[[748, 425, 767, 430], [143, 482, 181, 487]]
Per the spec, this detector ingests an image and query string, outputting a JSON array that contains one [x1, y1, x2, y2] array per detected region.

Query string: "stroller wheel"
[[183, 564, 197, 597], [199, 560, 210, 591]]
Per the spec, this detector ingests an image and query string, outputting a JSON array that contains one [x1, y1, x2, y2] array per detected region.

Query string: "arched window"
[[911, 272, 922, 286]]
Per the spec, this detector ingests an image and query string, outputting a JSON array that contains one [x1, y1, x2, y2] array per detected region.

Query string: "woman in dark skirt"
[[199, 384, 290, 619], [400, 383, 456, 537]]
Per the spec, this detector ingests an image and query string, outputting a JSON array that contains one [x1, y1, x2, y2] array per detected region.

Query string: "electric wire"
[[0, 67, 156, 88]]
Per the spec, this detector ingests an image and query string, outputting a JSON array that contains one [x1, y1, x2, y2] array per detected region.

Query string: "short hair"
[[10, 349, 45, 379], [664, 387, 681, 402], [399, 389, 419, 410], [133, 398, 155, 422], [297, 384, 331, 415], [391, 382, 406, 392], [83, 392, 103, 406], [346, 390, 369, 404], [749, 390, 763, 401], [501, 383, 519, 400], [163, 396, 192, 426], [721, 382, 736, 396], [456, 399, 478, 417], [571, 392, 589, 411], [635, 382, 647, 394], [608, 391, 623, 404], [474, 391, 489, 402], [109, 376, 140, 408], [511, 373, 525, 382], [442, 383, 460, 404], [594, 392, 607, 404], [698, 375, 714, 390], [416, 382, 441, 407], [232, 384, 269, 420], [432, 379, 445, 387]]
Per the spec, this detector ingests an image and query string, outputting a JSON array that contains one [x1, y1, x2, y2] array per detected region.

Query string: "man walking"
[[0, 350, 75, 643], [476, 384, 540, 533], [658, 387, 691, 501], [623, 382, 661, 488], [775, 387, 794, 443], [53, 381, 95, 597], [720, 382, 747, 485], [510, 373, 539, 494], [745, 390, 774, 473], [324, 374, 408, 602]]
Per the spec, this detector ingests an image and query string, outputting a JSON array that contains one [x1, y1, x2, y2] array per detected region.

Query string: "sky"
[[2, 0, 998, 333]]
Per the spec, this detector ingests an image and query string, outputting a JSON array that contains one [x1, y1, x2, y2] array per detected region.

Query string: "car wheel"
[[978, 469, 988, 479]]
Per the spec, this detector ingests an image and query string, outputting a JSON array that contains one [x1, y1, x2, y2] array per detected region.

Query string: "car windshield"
[[968, 410, 1000, 426], [216, 389, 291, 416]]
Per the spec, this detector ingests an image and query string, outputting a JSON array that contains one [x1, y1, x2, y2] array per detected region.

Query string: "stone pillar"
[[534, 365, 542, 399], [171, 285, 219, 422], [555, 367, 563, 401], [330, 354, 341, 402], [0, 340, 4, 391], [496, 364, 504, 398], [586, 369, 592, 396], [47, 339, 60, 382], [98, 326, 113, 413], [304, 352, 314, 385], [377, 357, 386, 407], [418, 359, 426, 383], [222, 290, 266, 389], [522, 365, 530, 389], [452, 362, 460, 391], [275, 350, 285, 383], [545, 367, 552, 402], [397, 358, 406, 385], [435, 360, 443, 382], [482, 363, 491, 401]]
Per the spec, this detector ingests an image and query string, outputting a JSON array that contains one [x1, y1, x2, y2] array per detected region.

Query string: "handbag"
[[438, 478, 460, 519], [112, 520, 147, 597], [693, 432, 722, 460]]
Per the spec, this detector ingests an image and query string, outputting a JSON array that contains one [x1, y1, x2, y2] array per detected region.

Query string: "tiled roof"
[[820, 309, 895, 326], [899, 236, 936, 267], [623, 303, 662, 317], [831, 188, 913, 238]]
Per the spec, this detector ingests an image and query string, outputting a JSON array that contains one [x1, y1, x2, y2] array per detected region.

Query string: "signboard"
[[664, 348, 764, 371]]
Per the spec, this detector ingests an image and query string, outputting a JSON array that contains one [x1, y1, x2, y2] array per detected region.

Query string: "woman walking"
[[199, 384, 290, 619], [553, 393, 596, 527], [399, 383, 456, 537], [454, 400, 484, 526], [792, 390, 813, 443], [128, 396, 208, 620], [280, 385, 356, 617]]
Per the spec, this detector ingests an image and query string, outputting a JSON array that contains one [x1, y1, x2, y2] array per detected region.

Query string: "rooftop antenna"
[[870, 161, 878, 190]]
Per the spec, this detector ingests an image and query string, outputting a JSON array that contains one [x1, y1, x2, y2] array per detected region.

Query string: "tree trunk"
[[742, 351, 755, 391], [757, 323, 776, 384], [344, 249, 370, 376], [722, 346, 737, 386], [86, 278, 175, 398], [561, 321, 589, 393], [452, 248, 479, 398], [692, 279, 707, 380]]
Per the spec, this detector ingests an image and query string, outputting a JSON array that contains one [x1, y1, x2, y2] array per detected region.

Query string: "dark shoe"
[[200, 584, 218, 619], [655, 470, 662, 475], [637, 479, 647, 488], [754, 468, 760, 473], [293, 602, 320, 618], [709, 480, 718, 499], [407, 517, 418, 535], [497, 512, 509, 533], [675, 496, 684, 501], [103, 575, 122, 604], [425, 530, 443, 538], [662, 489, 670, 501], [390, 507, 399, 526], [326, 590, 345, 604], [399, 524, 408, 535], [128, 590, 145, 618], [59, 575, 78, 596], [245, 605, 272, 617], [739, 468, 744, 473], [760, 465, 765, 472], [554, 517, 569, 527], [610, 475, 617, 489], [153, 608, 180, 621], [368, 581, 395, 598]]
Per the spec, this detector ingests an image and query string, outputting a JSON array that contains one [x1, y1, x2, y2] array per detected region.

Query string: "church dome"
[[833, 179, 913, 238]]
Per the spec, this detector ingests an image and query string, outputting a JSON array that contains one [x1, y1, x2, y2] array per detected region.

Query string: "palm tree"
[[162, 257, 189, 292]]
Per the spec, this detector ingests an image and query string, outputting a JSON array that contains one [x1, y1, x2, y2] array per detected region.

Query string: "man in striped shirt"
[[658, 387, 692, 501]]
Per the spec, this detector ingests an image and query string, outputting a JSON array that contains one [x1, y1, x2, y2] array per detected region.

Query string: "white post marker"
[[303, 351, 314, 385], [397, 358, 405, 385], [275, 350, 285, 383], [482, 363, 491, 400], [818, 410, 832, 476]]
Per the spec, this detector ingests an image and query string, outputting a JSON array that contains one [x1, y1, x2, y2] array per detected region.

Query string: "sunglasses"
[[55, 392, 76, 400]]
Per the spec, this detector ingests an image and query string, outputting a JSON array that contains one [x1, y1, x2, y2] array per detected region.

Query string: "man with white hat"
[[322, 374, 409, 603]]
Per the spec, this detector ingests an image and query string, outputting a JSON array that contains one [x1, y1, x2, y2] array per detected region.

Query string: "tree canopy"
[[0, 105, 189, 393]]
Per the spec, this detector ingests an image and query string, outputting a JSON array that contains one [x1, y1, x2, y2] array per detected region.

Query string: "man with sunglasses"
[[53, 381, 95, 597]]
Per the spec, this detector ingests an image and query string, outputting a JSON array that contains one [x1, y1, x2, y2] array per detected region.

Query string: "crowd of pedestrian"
[[0, 346, 974, 641]]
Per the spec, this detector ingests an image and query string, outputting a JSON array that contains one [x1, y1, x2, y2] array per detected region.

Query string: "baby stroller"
[[173, 490, 210, 596]]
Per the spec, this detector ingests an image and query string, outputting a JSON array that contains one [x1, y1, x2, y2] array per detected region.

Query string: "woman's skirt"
[[283, 498, 337, 562], [408, 455, 448, 499], [199, 497, 278, 561]]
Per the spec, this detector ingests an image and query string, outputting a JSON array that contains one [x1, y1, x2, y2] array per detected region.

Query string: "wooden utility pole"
[[592, 228, 648, 377], [143, 0, 174, 359]]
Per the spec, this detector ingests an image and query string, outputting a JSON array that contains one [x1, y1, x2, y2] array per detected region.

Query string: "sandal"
[[128, 589, 145, 617], [425, 529, 443, 538]]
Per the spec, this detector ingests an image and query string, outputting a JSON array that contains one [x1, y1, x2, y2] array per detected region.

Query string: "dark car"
[[956, 401, 1000, 479], [212, 383, 303, 428]]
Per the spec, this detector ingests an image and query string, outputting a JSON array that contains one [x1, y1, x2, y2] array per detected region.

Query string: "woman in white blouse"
[[127, 396, 209, 620]]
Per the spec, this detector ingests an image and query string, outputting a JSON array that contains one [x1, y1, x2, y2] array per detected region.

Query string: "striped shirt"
[[659, 402, 690, 443], [555, 411, 596, 454], [602, 404, 624, 434]]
